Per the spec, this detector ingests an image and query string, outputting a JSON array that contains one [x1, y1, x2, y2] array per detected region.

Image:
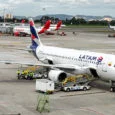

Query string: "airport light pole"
[[3, 8, 6, 22]]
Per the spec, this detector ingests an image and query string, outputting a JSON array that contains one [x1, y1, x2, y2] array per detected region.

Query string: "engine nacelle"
[[48, 70, 67, 82]]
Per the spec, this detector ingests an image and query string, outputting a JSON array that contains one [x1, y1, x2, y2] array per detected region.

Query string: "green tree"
[[110, 20, 115, 26], [40, 16, 50, 25], [76, 18, 87, 25], [70, 17, 77, 25]]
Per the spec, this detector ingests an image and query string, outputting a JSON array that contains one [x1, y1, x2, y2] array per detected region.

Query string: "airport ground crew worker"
[[30, 72, 34, 80], [21, 70, 25, 79], [26, 72, 30, 80], [16, 70, 20, 76], [26, 72, 34, 80], [16, 70, 20, 79]]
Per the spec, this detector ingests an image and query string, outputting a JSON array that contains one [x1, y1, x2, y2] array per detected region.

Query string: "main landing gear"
[[109, 80, 115, 92]]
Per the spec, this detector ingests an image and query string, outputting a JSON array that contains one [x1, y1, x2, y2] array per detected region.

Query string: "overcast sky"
[[0, 0, 115, 17]]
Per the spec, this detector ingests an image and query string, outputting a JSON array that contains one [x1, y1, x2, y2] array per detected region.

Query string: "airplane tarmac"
[[1, 18, 115, 92]]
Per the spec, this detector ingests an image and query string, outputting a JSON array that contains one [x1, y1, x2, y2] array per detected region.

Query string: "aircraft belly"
[[74, 69, 87, 75], [97, 68, 115, 81]]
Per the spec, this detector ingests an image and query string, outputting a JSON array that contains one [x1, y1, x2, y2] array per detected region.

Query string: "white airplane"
[[108, 22, 115, 31], [2, 18, 115, 92], [13, 20, 51, 36]]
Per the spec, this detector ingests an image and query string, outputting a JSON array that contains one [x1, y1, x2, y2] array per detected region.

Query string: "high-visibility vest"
[[17, 70, 20, 74]]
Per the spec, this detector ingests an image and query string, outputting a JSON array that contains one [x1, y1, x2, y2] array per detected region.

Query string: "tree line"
[[0, 16, 115, 26]]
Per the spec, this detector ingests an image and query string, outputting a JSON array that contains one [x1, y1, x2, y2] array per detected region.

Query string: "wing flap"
[[0, 60, 77, 69]]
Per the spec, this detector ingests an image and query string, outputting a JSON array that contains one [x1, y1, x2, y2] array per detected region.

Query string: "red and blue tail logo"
[[29, 18, 40, 49]]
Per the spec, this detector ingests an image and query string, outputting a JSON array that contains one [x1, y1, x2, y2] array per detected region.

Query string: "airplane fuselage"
[[36, 45, 115, 81], [47, 26, 57, 31], [13, 26, 46, 35]]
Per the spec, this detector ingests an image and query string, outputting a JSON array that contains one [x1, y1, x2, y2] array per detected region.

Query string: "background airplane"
[[46, 20, 65, 35], [13, 20, 51, 36], [108, 22, 115, 31]]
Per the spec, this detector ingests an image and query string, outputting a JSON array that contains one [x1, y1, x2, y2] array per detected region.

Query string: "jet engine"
[[48, 70, 67, 82]]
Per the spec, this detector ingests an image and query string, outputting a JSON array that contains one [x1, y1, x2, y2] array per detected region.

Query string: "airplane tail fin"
[[43, 20, 51, 29], [55, 20, 62, 30], [38, 20, 51, 34], [29, 18, 42, 50], [21, 19, 25, 26], [21, 19, 25, 23]]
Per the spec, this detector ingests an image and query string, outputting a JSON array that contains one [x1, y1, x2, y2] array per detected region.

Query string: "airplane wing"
[[0, 60, 91, 71]]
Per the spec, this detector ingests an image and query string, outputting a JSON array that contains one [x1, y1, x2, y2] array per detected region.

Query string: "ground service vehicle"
[[63, 83, 91, 92], [36, 79, 54, 94]]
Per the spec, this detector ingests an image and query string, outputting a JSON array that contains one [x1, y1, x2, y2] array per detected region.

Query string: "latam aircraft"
[[13, 20, 51, 36], [2, 18, 115, 92]]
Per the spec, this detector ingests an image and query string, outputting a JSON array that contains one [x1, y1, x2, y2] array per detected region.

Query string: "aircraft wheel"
[[83, 87, 87, 91], [66, 88, 70, 92], [110, 87, 115, 92]]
